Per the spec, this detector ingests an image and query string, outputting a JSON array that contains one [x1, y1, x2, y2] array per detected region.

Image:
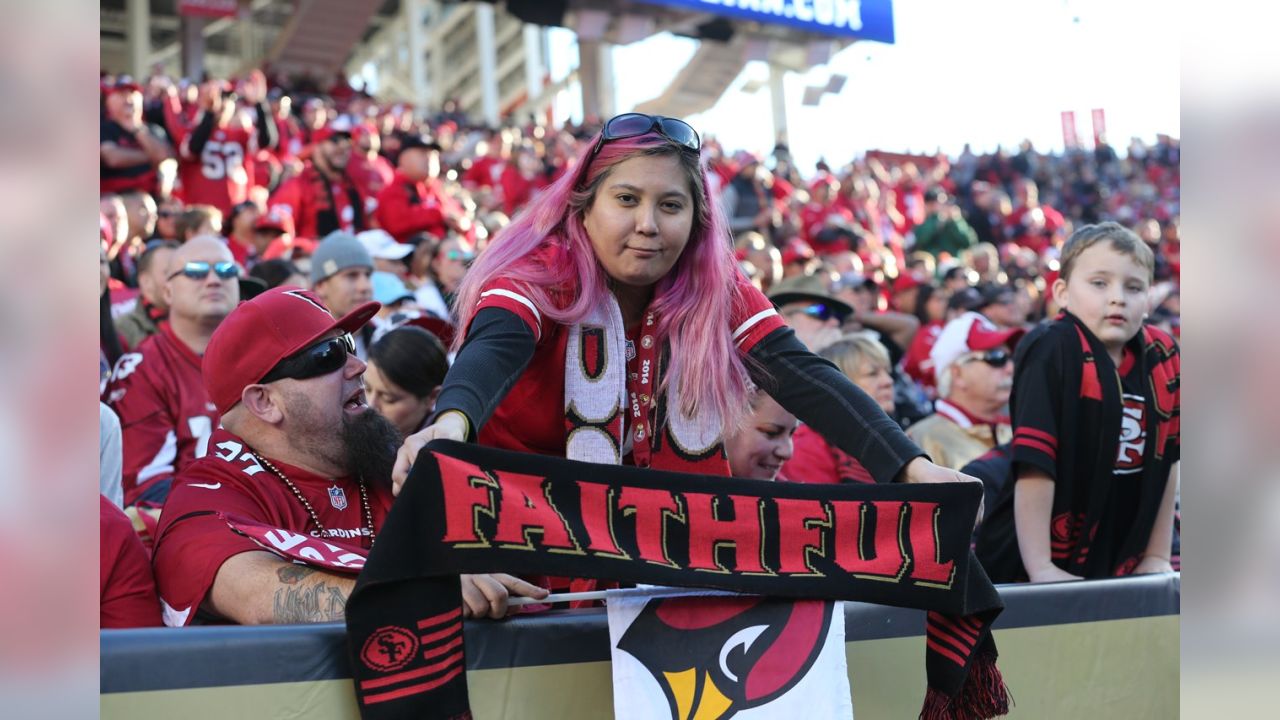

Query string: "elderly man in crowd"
[[151, 287, 546, 626], [104, 235, 239, 506], [906, 312, 1023, 470]]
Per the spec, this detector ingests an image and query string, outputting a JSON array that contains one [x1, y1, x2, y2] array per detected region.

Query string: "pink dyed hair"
[[454, 130, 752, 428]]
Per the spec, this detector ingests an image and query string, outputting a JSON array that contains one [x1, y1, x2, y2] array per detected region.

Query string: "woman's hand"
[[900, 457, 986, 523], [392, 411, 469, 496]]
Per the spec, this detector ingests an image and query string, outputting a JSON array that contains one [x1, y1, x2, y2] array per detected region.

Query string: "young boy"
[[976, 222, 1180, 582]]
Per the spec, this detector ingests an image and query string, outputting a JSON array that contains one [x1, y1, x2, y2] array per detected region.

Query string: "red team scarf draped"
[[345, 441, 1009, 720]]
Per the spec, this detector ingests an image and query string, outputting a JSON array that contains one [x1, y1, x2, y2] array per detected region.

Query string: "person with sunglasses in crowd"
[[151, 287, 546, 626], [103, 236, 241, 507], [904, 311, 1024, 472], [413, 233, 475, 319], [391, 113, 980, 545], [766, 273, 852, 353]]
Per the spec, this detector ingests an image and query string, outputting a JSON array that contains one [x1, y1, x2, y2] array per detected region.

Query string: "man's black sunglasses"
[[260, 334, 355, 385], [592, 113, 700, 157], [965, 349, 1012, 368], [169, 261, 239, 282]]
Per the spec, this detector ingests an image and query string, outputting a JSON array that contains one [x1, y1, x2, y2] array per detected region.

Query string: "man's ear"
[[240, 384, 285, 425], [161, 278, 174, 308]]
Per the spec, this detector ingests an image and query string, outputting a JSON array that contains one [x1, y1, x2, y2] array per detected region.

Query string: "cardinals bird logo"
[[617, 596, 834, 720]]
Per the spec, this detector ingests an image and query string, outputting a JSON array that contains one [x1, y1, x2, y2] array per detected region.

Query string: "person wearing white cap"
[[357, 229, 414, 275], [905, 312, 1025, 471]]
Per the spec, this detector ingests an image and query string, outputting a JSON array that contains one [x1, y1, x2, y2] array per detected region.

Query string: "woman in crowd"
[[411, 233, 474, 318], [725, 390, 798, 481], [782, 332, 897, 484], [902, 282, 951, 393], [365, 326, 451, 437], [392, 112, 973, 499]]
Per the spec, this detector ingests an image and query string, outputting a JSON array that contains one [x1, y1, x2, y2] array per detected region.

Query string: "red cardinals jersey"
[[103, 323, 219, 507], [152, 428, 394, 626], [471, 246, 785, 459], [100, 495, 162, 628], [268, 164, 365, 240], [179, 122, 257, 216]]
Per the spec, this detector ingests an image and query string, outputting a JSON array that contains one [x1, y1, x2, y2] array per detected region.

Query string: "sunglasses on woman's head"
[[962, 349, 1012, 368], [168, 261, 239, 281], [259, 334, 356, 385], [444, 250, 474, 263], [592, 113, 700, 157]]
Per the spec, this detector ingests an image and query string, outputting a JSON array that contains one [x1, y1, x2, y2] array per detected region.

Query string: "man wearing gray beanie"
[[310, 230, 376, 357]]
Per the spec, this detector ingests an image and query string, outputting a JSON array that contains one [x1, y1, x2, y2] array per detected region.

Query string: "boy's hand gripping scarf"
[[345, 441, 1010, 720]]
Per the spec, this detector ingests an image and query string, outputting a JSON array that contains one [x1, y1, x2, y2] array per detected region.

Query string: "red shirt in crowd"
[[100, 496, 163, 628], [902, 320, 944, 391], [781, 424, 876, 484], [152, 428, 394, 626], [102, 323, 218, 507], [799, 201, 855, 252], [462, 156, 503, 189], [374, 170, 463, 242], [178, 122, 258, 217], [499, 165, 549, 216], [347, 151, 396, 214], [268, 164, 365, 240]]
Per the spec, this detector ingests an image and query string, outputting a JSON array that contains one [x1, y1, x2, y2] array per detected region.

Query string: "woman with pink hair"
[[391, 113, 972, 495]]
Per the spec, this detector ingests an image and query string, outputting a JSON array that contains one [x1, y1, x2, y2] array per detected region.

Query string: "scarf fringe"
[[919, 652, 1011, 720]]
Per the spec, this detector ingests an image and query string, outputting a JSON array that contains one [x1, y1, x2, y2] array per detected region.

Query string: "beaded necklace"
[[252, 452, 376, 546]]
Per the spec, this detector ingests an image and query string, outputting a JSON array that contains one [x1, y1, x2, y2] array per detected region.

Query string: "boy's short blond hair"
[[1059, 222, 1155, 283]]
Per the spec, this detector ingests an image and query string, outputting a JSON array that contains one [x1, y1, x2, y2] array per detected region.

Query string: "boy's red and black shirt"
[[975, 312, 1179, 582]]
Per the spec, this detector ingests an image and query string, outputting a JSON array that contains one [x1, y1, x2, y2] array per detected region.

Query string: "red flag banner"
[[178, 0, 239, 19], [1061, 111, 1079, 149], [1091, 108, 1107, 147]]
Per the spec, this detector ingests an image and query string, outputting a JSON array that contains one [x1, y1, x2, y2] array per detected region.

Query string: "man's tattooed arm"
[[271, 565, 352, 623], [206, 551, 357, 625]]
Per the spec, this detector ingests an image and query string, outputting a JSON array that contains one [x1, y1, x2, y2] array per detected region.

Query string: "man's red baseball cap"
[[203, 287, 379, 415], [780, 237, 816, 266], [254, 208, 296, 236]]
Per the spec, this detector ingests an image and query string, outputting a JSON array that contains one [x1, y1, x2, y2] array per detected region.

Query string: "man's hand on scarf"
[[901, 457, 986, 524], [460, 574, 549, 619], [392, 411, 469, 496]]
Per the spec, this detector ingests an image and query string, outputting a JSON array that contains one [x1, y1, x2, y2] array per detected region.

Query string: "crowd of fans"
[[98, 68, 1180, 629]]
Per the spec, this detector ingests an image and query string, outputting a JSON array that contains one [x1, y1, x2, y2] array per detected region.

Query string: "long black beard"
[[341, 409, 402, 490]]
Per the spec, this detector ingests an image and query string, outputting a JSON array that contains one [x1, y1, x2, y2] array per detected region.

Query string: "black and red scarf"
[[346, 441, 1009, 720]]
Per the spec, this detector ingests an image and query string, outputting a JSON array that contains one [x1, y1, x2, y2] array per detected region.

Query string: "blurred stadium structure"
[[100, 0, 893, 142]]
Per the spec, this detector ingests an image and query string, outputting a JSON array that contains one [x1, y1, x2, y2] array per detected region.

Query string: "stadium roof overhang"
[[490, 0, 893, 119]]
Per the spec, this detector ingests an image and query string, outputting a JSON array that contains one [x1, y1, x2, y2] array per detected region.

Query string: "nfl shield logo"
[[328, 485, 348, 511]]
